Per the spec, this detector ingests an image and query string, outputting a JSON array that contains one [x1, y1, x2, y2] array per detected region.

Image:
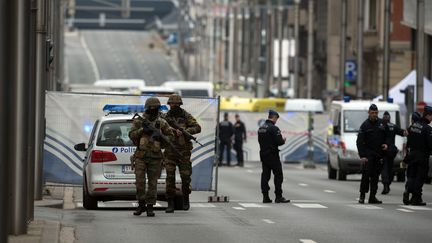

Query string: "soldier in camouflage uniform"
[[164, 94, 201, 213], [129, 97, 174, 217]]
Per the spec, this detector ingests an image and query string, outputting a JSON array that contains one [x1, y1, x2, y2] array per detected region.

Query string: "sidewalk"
[[8, 185, 76, 243]]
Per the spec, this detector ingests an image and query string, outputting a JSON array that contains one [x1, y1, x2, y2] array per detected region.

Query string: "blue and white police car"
[[74, 104, 183, 210]]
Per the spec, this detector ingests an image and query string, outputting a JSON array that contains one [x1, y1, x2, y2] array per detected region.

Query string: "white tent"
[[374, 70, 432, 104]]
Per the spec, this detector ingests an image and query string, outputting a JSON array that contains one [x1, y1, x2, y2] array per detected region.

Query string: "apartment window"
[[364, 0, 377, 31]]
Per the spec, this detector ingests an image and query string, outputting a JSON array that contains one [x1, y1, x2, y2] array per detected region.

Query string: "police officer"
[[403, 106, 432, 206], [258, 110, 290, 203], [163, 94, 201, 213], [129, 97, 174, 217], [218, 112, 234, 166], [233, 114, 247, 167], [380, 111, 406, 195], [356, 104, 390, 204]]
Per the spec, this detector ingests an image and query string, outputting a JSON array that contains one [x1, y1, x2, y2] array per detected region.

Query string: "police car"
[[327, 98, 406, 181], [74, 104, 183, 210]]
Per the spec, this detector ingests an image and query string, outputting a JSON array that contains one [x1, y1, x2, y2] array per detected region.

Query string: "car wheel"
[[328, 160, 337, 180], [396, 170, 406, 182], [174, 195, 183, 210], [83, 178, 98, 210], [337, 170, 347, 181]]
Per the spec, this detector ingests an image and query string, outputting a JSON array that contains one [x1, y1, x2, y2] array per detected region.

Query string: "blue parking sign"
[[345, 60, 357, 82]]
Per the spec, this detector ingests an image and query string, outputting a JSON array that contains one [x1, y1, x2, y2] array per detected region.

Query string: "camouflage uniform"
[[129, 98, 174, 211], [164, 95, 201, 203]]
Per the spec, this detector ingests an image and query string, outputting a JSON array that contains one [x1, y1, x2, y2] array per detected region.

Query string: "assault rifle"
[[165, 117, 204, 147], [132, 113, 182, 157]]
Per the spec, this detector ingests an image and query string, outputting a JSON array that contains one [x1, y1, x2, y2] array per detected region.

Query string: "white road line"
[[239, 203, 269, 208], [401, 205, 432, 211], [324, 190, 336, 193], [246, 170, 253, 173], [348, 204, 383, 210], [291, 200, 318, 203], [397, 208, 414, 213], [232, 207, 246, 210], [298, 183, 308, 187], [191, 203, 216, 208], [79, 35, 100, 81], [300, 239, 317, 243], [293, 203, 327, 209], [262, 219, 275, 224]]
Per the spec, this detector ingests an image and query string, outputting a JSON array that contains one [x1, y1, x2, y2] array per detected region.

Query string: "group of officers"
[[128, 94, 201, 217], [356, 104, 432, 205]]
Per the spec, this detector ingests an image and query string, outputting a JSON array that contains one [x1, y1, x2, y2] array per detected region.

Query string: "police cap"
[[369, 104, 378, 111], [424, 105, 432, 115], [383, 111, 390, 117], [412, 112, 421, 122], [268, 110, 279, 118]]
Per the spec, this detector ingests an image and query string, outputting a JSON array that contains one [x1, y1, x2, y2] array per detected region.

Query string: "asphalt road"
[[35, 163, 432, 243], [65, 30, 181, 86]]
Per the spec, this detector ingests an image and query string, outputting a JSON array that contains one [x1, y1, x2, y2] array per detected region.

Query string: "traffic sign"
[[345, 60, 357, 82]]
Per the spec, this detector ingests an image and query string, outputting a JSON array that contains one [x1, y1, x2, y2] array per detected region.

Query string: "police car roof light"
[[387, 97, 394, 103], [103, 104, 145, 114], [343, 96, 350, 103]]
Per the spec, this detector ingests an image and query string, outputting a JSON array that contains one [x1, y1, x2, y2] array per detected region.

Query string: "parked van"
[[162, 81, 213, 97], [327, 99, 405, 181], [140, 86, 176, 96], [284, 99, 324, 113], [94, 79, 146, 94]]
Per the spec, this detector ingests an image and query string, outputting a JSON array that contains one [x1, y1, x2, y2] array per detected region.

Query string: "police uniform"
[[163, 94, 201, 213], [233, 115, 246, 167], [218, 113, 234, 166], [403, 106, 432, 205], [381, 111, 405, 194], [257, 110, 290, 203], [356, 104, 390, 204], [129, 97, 174, 217]]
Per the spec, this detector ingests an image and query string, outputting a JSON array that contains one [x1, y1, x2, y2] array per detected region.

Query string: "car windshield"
[[180, 89, 209, 97], [96, 121, 134, 146], [344, 110, 398, 132]]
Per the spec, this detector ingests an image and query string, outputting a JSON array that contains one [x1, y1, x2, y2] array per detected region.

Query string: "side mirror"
[[333, 125, 341, 135], [74, 143, 87, 151]]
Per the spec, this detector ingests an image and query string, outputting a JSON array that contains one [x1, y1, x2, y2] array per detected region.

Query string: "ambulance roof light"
[[343, 96, 350, 103]]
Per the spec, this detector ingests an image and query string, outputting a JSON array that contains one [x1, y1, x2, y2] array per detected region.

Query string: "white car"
[[74, 105, 182, 210], [327, 99, 406, 181]]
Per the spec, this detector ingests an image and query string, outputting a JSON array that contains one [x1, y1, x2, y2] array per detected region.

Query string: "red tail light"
[[91, 150, 117, 163]]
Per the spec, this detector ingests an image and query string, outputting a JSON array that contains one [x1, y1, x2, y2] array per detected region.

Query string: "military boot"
[[381, 184, 390, 195], [183, 194, 190, 210], [262, 193, 272, 203], [358, 193, 365, 204], [403, 192, 410, 205], [410, 195, 427, 206], [368, 194, 382, 204], [133, 201, 146, 216], [275, 196, 290, 203], [146, 204, 155, 217], [165, 200, 175, 213]]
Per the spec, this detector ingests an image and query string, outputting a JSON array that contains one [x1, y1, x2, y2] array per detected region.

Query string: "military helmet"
[[167, 94, 183, 105], [145, 97, 161, 109]]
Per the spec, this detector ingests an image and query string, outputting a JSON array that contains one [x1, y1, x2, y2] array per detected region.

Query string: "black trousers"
[[261, 157, 283, 197], [219, 140, 231, 165], [233, 140, 244, 165], [360, 156, 383, 194], [405, 158, 429, 197], [381, 155, 395, 185]]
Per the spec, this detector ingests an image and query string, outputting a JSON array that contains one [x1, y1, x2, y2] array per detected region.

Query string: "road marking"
[[232, 207, 246, 210], [300, 239, 317, 243], [79, 35, 100, 81], [298, 183, 308, 187], [239, 203, 269, 208], [397, 208, 414, 213], [293, 203, 327, 209], [191, 203, 216, 208], [324, 190, 336, 193], [246, 170, 253, 173], [262, 219, 275, 224], [291, 200, 317, 203], [348, 204, 383, 209], [400, 205, 432, 211]]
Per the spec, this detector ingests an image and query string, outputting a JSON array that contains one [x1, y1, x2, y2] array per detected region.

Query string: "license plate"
[[122, 165, 133, 174]]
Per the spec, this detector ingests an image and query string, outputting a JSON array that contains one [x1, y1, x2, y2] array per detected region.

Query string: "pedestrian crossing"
[[75, 201, 431, 213]]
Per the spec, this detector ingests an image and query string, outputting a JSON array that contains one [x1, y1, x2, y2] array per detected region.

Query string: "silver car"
[[74, 113, 183, 210]]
